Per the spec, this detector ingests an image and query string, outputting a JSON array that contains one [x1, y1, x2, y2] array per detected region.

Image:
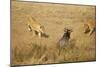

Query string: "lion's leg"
[[28, 25, 32, 32], [38, 32, 41, 39]]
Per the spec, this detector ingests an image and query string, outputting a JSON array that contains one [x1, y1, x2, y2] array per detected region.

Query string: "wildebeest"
[[83, 19, 96, 36], [57, 28, 72, 55], [26, 15, 49, 38]]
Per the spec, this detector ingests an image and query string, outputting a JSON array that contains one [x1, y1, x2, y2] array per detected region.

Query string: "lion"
[[83, 19, 96, 36], [26, 15, 48, 38]]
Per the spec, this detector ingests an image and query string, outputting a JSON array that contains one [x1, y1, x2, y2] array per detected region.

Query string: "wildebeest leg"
[[59, 47, 62, 56], [58, 48, 61, 55]]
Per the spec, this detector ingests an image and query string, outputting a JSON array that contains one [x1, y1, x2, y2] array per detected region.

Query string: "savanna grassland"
[[11, 1, 96, 66]]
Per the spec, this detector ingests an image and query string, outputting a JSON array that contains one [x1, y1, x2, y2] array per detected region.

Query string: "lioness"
[[26, 15, 46, 38]]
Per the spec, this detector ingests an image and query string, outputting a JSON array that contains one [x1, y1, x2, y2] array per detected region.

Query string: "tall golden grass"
[[11, 1, 96, 66]]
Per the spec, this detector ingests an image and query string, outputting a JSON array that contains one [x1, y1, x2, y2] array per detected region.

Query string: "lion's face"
[[83, 24, 90, 34]]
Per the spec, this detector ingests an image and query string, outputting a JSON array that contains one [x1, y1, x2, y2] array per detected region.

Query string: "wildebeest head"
[[63, 28, 73, 39], [64, 28, 73, 33]]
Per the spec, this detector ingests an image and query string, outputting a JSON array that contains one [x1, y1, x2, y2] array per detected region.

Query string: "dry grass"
[[11, 1, 96, 66]]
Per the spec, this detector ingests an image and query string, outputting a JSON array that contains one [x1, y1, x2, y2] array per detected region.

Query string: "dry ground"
[[11, 1, 96, 66]]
